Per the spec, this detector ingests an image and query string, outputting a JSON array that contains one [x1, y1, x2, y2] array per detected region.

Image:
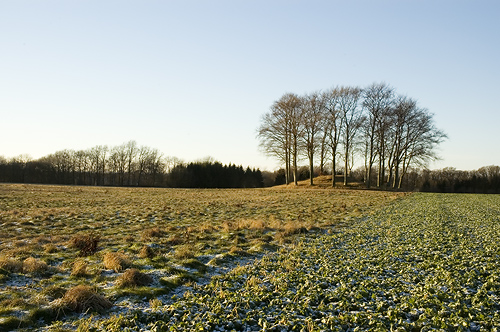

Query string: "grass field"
[[0, 183, 403, 331], [2, 185, 499, 331]]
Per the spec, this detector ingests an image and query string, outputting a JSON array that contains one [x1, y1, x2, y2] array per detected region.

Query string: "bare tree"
[[125, 140, 138, 186], [300, 91, 324, 185], [362, 82, 394, 188], [398, 108, 447, 188], [338, 86, 364, 186], [318, 124, 329, 175], [88, 145, 108, 186], [164, 156, 184, 173], [258, 111, 290, 184], [146, 148, 164, 186], [323, 87, 344, 186], [109, 144, 128, 185], [257, 93, 302, 185], [137, 146, 163, 186], [386, 96, 413, 188], [387, 96, 446, 188]]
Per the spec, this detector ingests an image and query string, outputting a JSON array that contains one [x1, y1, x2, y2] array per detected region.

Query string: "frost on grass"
[[90, 193, 500, 331], [0, 184, 404, 330]]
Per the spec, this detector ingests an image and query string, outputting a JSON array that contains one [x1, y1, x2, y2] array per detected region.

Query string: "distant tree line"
[[167, 162, 264, 188], [0, 141, 264, 188], [418, 166, 500, 193], [270, 164, 500, 194], [258, 82, 447, 189]]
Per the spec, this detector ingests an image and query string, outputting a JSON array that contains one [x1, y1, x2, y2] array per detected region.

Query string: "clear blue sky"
[[1, 0, 499, 171]]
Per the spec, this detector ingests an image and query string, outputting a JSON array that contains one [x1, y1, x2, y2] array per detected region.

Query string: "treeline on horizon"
[[1, 146, 498, 193], [0, 141, 264, 189], [271, 164, 500, 194], [418, 166, 500, 194]]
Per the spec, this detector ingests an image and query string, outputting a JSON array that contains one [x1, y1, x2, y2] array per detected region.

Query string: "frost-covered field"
[[74, 193, 499, 331], [0, 184, 401, 331]]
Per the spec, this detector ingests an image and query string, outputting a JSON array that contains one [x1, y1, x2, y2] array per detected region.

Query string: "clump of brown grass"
[[0, 257, 23, 273], [199, 224, 215, 233], [141, 227, 164, 241], [139, 245, 155, 259], [265, 215, 279, 228], [59, 285, 112, 313], [71, 260, 88, 277], [115, 268, 153, 288], [282, 222, 309, 236], [103, 252, 131, 272], [173, 244, 195, 260], [69, 232, 100, 256], [22, 257, 48, 274], [44, 243, 58, 253], [238, 219, 267, 231], [166, 235, 183, 246], [221, 221, 235, 233]]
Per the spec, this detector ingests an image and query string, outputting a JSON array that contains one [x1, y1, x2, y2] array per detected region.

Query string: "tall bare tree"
[[338, 86, 364, 186], [125, 140, 138, 186], [300, 91, 324, 185], [323, 87, 344, 186], [398, 108, 447, 188], [109, 144, 128, 185], [257, 93, 302, 185], [362, 82, 394, 188], [387, 96, 446, 188]]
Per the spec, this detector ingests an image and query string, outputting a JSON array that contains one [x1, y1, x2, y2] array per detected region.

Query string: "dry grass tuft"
[[139, 245, 155, 259], [71, 260, 88, 277], [166, 235, 183, 245], [69, 232, 100, 256], [103, 252, 131, 272], [60, 285, 112, 313], [199, 224, 215, 233], [237, 219, 267, 231], [22, 257, 48, 274], [115, 268, 153, 288], [0, 257, 23, 273], [221, 221, 234, 233], [44, 243, 58, 253], [282, 222, 309, 236], [141, 227, 164, 241], [173, 244, 195, 260]]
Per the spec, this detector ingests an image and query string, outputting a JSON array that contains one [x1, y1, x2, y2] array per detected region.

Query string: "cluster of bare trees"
[[258, 82, 447, 189], [0, 141, 182, 187], [0, 141, 266, 188]]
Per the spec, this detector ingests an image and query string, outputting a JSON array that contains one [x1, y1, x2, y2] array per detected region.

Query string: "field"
[[0, 183, 403, 331], [1, 185, 499, 331]]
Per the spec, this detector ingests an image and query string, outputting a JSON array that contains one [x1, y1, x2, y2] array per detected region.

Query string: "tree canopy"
[[258, 82, 447, 189]]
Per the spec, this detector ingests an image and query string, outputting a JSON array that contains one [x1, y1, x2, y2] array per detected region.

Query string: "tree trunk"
[[344, 144, 349, 186], [309, 155, 314, 186]]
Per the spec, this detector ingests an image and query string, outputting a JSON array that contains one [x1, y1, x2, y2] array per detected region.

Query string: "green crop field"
[[0, 185, 499, 331]]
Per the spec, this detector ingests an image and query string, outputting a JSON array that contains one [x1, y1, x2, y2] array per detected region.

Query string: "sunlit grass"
[[0, 183, 403, 330]]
